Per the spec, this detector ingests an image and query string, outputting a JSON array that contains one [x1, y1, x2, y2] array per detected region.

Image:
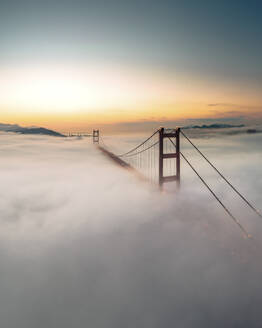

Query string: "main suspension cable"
[[180, 130, 262, 219], [118, 129, 159, 157], [123, 141, 159, 158], [168, 137, 250, 238], [181, 151, 250, 238]]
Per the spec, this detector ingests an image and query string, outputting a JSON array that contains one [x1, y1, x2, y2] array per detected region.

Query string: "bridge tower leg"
[[159, 127, 180, 188], [159, 127, 164, 187], [93, 130, 99, 144]]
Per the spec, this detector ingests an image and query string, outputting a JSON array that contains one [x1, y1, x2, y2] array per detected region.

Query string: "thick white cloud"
[[0, 132, 262, 327]]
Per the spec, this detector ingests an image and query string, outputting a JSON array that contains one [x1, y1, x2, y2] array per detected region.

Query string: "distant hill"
[[0, 123, 65, 137], [183, 123, 245, 129]]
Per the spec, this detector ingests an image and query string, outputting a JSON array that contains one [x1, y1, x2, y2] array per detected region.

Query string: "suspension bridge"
[[91, 127, 262, 238]]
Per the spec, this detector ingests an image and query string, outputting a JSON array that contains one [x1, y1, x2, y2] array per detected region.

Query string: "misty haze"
[[0, 129, 262, 327], [1, 0, 262, 326]]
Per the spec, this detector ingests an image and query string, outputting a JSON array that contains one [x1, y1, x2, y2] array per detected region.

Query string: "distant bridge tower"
[[159, 127, 180, 188], [93, 130, 99, 144]]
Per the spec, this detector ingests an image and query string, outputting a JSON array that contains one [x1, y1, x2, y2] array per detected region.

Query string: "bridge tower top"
[[93, 130, 99, 144]]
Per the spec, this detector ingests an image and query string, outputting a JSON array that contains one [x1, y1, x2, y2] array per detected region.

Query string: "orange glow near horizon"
[[0, 64, 260, 132]]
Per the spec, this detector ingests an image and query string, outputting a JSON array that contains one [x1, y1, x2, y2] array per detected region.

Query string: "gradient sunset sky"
[[1, 0, 261, 132]]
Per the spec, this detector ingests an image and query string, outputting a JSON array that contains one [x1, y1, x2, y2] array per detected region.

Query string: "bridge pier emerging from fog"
[[92, 126, 262, 238]]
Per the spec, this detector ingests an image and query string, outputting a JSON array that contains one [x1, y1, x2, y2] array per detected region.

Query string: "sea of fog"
[[0, 130, 262, 327]]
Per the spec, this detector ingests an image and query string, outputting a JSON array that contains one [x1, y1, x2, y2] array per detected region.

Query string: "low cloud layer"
[[0, 133, 262, 327]]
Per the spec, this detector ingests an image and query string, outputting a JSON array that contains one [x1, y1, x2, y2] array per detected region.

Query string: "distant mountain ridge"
[[0, 123, 65, 137], [183, 123, 245, 129]]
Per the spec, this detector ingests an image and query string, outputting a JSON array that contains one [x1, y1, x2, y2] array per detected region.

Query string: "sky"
[[0, 0, 262, 132], [0, 131, 262, 327]]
